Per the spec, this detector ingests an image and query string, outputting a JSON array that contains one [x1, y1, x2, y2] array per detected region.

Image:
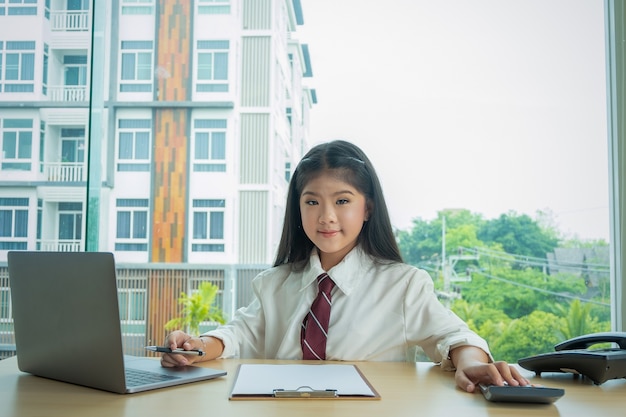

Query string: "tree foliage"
[[398, 209, 611, 362], [165, 282, 226, 335]]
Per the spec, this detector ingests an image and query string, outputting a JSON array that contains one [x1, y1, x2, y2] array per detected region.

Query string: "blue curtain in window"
[[119, 132, 133, 158], [135, 132, 149, 159], [117, 212, 131, 238], [193, 212, 207, 239], [210, 212, 224, 239], [14, 210, 28, 237], [58, 213, 75, 239], [214, 52, 228, 80], [2, 132, 16, 157], [18, 132, 32, 158], [132, 211, 147, 238], [195, 133, 209, 159], [21, 53, 34, 80], [0, 211, 12, 237], [212, 132, 225, 159], [121, 54, 136, 80]]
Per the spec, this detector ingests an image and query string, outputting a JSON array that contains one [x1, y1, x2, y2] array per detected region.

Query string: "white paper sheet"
[[230, 364, 377, 397]]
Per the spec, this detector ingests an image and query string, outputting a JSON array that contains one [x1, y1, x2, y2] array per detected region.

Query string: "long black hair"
[[273, 140, 402, 269]]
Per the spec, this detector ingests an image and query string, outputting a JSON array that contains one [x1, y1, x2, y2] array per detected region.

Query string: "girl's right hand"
[[160, 330, 204, 368]]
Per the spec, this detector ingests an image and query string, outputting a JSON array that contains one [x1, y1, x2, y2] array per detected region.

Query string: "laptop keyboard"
[[125, 368, 180, 387]]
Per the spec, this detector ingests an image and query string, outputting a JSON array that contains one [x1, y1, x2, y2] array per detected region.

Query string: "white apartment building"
[[0, 0, 316, 355]]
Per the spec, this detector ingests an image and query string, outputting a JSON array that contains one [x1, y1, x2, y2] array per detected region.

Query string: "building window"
[[1, 118, 33, 171], [68, 0, 90, 11], [196, 40, 229, 92], [121, 0, 154, 15], [197, 0, 230, 15], [1, 41, 35, 93], [115, 199, 149, 251], [58, 202, 82, 241], [42, 43, 48, 95], [64, 55, 87, 87], [191, 199, 225, 252], [193, 119, 226, 172], [120, 41, 153, 93], [0, 197, 28, 250], [0, 0, 37, 16], [61, 128, 85, 164], [117, 119, 151, 172]]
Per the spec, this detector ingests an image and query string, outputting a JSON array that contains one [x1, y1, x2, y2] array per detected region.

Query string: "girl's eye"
[[305, 200, 318, 206], [336, 199, 349, 205]]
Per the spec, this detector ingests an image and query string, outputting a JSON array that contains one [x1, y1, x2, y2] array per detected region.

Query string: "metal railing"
[[50, 10, 90, 32], [36, 240, 83, 252], [43, 162, 86, 182], [47, 86, 88, 102]]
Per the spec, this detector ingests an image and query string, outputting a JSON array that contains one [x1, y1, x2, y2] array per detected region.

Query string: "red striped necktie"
[[301, 273, 336, 360]]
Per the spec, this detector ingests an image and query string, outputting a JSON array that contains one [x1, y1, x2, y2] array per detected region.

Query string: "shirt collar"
[[300, 245, 371, 295]]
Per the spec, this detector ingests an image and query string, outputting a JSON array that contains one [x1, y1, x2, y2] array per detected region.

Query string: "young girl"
[[161, 140, 529, 392]]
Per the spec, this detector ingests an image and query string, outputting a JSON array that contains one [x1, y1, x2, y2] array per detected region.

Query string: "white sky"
[[295, 0, 610, 241]]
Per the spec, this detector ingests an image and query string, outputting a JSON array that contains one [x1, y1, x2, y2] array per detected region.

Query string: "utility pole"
[[440, 215, 479, 300]]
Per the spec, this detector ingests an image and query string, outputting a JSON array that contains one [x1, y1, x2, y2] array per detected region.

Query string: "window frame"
[[195, 40, 230, 93], [117, 119, 151, 172], [0, 197, 28, 250], [192, 119, 227, 172], [119, 41, 154, 93], [191, 199, 226, 253], [1, 41, 35, 93], [115, 198, 149, 252], [1, 118, 33, 171]]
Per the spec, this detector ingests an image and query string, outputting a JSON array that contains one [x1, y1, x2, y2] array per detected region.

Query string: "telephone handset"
[[554, 331, 626, 351], [518, 331, 626, 385]]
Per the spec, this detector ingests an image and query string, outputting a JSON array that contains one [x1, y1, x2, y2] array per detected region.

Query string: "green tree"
[[450, 299, 510, 333], [488, 311, 561, 362], [165, 282, 226, 335], [555, 298, 610, 341], [478, 211, 558, 261]]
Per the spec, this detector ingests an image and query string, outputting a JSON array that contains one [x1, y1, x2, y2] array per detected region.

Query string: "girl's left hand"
[[455, 360, 530, 393]]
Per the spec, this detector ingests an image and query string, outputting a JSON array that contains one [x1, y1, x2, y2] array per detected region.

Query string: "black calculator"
[[479, 384, 564, 403]]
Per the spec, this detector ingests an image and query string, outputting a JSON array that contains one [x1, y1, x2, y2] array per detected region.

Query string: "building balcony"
[[49, 10, 90, 32], [47, 85, 88, 102], [36, 239, 83, 252], [43, 162, 86, 182]]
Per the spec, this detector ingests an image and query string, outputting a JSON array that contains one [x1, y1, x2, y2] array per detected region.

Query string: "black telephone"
[[518, 332, 626, 385]]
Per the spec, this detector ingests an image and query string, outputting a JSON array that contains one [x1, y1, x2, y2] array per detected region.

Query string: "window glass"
[[0, 0, 620, 361]]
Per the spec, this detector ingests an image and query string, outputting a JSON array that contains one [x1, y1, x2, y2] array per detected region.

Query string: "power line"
[[471, 270, 610, 307], [458, 246, 610, 275]]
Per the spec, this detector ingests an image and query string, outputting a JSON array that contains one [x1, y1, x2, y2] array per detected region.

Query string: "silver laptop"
[[7, 251, 226, 394]]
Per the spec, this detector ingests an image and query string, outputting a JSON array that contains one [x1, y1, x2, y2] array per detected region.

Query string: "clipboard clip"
[[273, 386, 338, 398]]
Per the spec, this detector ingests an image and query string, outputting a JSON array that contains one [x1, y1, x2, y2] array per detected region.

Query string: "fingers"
[[455, 361, 531, 392], [455, 371, 477, 393], [160, 331, 202, 368]]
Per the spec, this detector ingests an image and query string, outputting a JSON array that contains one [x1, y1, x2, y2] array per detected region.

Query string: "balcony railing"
[[36, 240, 83, 252], [47, 85, 88, 102], [50, 10, 90, 32], [43, 162, 86, 182]]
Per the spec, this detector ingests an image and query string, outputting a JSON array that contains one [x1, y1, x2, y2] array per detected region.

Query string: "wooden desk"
[[1, 356, 624, 417]]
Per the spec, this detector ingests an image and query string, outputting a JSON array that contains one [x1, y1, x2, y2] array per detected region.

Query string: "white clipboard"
[[229, 364, 381, 400]]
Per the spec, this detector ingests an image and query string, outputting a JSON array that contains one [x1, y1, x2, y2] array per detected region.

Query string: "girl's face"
[[299, 172, 369, 271]]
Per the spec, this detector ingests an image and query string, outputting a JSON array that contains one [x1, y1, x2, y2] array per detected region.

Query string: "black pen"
[[145, 346, 206, 356]]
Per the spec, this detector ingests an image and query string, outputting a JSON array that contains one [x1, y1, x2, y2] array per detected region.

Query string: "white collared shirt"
[[204, 246, 491, 369]]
